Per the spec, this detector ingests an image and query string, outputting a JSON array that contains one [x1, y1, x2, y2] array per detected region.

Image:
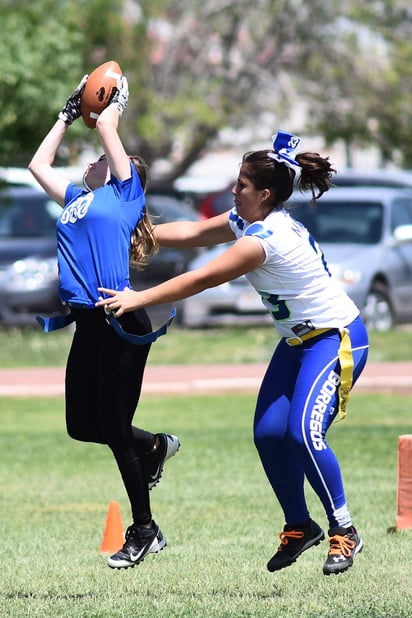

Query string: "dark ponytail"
[[295, 152, 336, 203]]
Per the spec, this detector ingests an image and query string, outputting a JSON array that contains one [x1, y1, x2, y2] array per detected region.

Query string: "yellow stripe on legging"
[[336, 328, 354, 421]]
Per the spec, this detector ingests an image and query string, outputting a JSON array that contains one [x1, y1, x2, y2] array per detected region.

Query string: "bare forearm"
[[28, 119, 70, 206], [140, 270, 217, 306], [97, 268, 228, 316], [96, 236, 264, 318], [29, 119, 67, 173], [154, 214, 234, 248]]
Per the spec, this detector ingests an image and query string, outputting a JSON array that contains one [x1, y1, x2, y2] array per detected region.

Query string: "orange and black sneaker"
[[323, 526, 363, 575], [267, 519, 325, 572]]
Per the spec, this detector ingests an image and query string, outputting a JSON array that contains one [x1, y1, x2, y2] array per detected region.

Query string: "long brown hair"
[[129, 155, 159, 269]]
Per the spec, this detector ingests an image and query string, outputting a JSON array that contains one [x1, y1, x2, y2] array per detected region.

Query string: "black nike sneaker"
[[107, 520, 166, 569], [267, 519, 325, 572], [323, 525, 363, 575], [145, 433, 180, 490]]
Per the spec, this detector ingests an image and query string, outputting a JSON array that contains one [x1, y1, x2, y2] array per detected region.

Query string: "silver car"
[[180, 187, 412, 331]]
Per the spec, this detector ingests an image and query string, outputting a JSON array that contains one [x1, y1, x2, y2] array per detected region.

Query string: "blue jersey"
[[56, 164, 145, 307]]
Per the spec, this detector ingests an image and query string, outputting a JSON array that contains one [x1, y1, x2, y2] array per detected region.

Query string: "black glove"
[[58, 74, 88, 125], [110, 75, 129, 116]]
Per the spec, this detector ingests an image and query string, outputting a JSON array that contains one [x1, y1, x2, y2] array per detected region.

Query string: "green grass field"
[[1, 322, 412, 367], [1, 392, 412, 617]]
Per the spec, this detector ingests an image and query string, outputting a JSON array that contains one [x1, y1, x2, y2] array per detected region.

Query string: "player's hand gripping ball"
[[80, 60, 123, 128]]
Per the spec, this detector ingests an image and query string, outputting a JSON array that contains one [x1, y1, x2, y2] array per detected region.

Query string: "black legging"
[[65, 307, 155, 526]]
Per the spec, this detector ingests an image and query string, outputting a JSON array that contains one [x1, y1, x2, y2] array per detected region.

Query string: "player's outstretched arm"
[[154, 211, 235, 249], [96, 235, 265, 316]]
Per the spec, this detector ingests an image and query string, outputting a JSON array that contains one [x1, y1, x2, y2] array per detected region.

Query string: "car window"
[[288, 199, 384, 244], [390, 198, 412, 231], [0, 193, 60, 238]]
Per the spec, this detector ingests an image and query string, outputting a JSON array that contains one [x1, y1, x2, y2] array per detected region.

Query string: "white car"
[[180, 186, 412, 331]]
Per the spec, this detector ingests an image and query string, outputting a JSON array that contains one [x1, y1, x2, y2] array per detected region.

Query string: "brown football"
[[80, 60, 122, 129]]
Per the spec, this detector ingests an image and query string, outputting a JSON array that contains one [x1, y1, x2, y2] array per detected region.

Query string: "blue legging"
[[254, 315, 369, 528]]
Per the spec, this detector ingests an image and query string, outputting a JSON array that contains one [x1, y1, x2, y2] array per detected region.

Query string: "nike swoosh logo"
[[129, 548, 146, 562], [149, 464, 162, 481]]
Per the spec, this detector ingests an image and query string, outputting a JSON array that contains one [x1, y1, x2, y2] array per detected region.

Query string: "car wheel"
[[362, 283, 394, 332]]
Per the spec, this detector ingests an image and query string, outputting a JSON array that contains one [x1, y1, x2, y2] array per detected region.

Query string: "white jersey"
[[228, 207, 359, 338]]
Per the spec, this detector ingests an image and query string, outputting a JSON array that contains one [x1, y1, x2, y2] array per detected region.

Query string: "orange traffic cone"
[[396, 435, 412, 530], [100, 501, 124, 553]]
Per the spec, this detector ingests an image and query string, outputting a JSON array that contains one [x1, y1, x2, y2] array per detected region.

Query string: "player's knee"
[[66, 421, 104, 444]]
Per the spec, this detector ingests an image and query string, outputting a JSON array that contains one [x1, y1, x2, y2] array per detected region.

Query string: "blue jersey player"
[[29, 74, 179, 569], [97, 131, 369, 576]]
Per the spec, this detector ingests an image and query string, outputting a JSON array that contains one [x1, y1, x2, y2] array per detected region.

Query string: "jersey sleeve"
[[64, 183, 84, 206], [244, 221, 274, 262], [110, 162, 144, 202]]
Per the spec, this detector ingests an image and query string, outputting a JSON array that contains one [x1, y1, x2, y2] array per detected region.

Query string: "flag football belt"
[[285, 328, 333, 347], [285, 327, 354, 421], [36, 307, 176, 346]]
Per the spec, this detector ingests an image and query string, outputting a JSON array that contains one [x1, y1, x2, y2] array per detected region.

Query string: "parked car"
[[197, 183, 234, 219], [143, 190, 200, 283], [196, 168, 412, 219], [0, 165, 83, 189], [180, 186, 412, 331], [333, 168, 412, 189], [0, 185, 199, 326]]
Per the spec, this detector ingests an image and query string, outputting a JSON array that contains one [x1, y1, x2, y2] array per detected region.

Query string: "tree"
[[0, 0, 126, 165], [0, 1, 85, 165], [363, 2, 412, 167], [2, 0, 412, 175], [305, 1, 412, 167], [121, 0, 362, 180]]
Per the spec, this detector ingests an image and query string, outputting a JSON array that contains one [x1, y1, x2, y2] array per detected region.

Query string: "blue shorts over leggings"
[[253, 315, 369, 528]]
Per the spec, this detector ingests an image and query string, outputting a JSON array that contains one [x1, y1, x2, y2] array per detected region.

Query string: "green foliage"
[[307, 0, 412, 167], [2, 1, 412, 173], [1, 392, 412, 616], [0, 1, 85, 164], [0, 0, 127, 165]]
